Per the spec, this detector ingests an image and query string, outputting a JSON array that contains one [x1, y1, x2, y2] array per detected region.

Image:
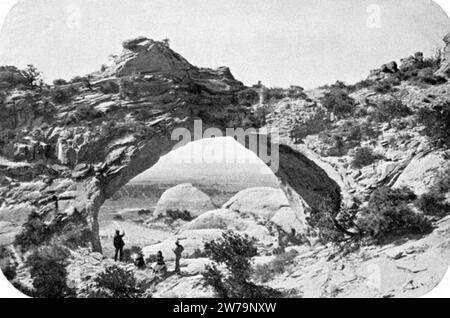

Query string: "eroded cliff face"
[[0, 38, 341, 252]]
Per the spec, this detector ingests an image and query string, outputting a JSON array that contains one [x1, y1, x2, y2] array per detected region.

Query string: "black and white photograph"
[[0, 0, 449, 300]]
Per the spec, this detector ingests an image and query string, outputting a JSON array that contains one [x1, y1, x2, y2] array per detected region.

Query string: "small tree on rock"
[[202, 231, 282, 298], [21, 64, 42, 89]]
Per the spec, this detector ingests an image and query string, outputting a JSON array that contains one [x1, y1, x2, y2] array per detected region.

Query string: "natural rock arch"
[[0, 38, 341, 253], [76, 132, 341, 253]]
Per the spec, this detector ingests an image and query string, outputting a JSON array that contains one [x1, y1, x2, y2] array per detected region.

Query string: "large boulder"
[[223, 187, 290, 219], [393, 152, 448, 195], [222, 187, 309, 234], [180, 209, 276, 244], [153, 183, 215, 219]]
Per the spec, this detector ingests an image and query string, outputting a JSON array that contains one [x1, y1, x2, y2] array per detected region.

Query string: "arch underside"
[[79, 132, 341, 253]]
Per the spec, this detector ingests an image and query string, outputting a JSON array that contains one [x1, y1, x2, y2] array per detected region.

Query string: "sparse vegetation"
[[416, 167, 450, 218], [21, 64, 42, 89], [99, 80, 120, 94], [351, 147, 383, 169], [51, 88, 71, 104], [0, 246, 17, 281], [356, 186, 433, 244], [309, 204, 347, 244], [370, 98, 411, 123], [26, 244, 74, 298], [15, 212, 51, 251], [68, 104, 102, 123], [53, 79, 68, 86], [91, 265, 143, 298], [417, 102, 450, 148], [203, 231, 282, 298], [319, 83, 356, 118], [416, 191, 450, 217]]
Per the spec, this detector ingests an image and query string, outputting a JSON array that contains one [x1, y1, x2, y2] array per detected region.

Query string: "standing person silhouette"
[[113, 230, 125, 262], [173, 240, 184, 275]]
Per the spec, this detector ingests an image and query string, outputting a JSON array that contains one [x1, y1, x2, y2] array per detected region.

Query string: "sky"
[[0, 0, 449, 88]]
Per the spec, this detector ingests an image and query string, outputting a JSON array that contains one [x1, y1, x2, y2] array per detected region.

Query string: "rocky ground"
[[1, 34, 450, 297]]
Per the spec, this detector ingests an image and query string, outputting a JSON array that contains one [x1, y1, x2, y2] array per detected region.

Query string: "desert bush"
[[112, 214, 124, 221], [350, 79, 376, 91], [434, 167, 450, 194], [319, 85, 356, 118], [21, 64, 42, 88], [371, 98, 411, 123], [26, 244, 74, 298], [70, 104, 102, 122], [51, 89, 71, 104], [236, 89, 259, 106], [92, 265, 142, 298], [251, 105, 271, 127], [53, 79, 68, 86], [15, 212, 51, 251], [356, 187, 432, 244], [189, 248, 209, 259], [166, 209, 194, 221], [61, 224, 91, 249], [416, 102, 450, 148], [99, 81, 120, 94], [0, 66, 28, 88], [415, 68, 447, 85], [351, 147, 383, 169], [0, 246, 17, 281], [265, 87, 286, 102], [373, 77, 401, 94], [202, 231, 282, 298], [415, 167, 450, 218], [415, 191, 450, 217], [309, 206, 346, 244]]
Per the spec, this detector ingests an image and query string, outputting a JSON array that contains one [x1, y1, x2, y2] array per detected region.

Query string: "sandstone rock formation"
[[153, 183, 215, 219], [0, 37, 342, 254], [436, 32, 450, 77]]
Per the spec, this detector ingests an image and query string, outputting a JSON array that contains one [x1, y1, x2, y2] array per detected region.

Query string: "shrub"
[[15, 212, 51, 251], [236, 89, 259, 106], [415, 191, 450, 217], [371, 98, 411, 123], [70, 75, 92, 90], [265, 87, 286, 102], [26, 244, 74, 298], [351, 147, 383, 169], [21, 64, 42, 88], [319, 85, 356, 117], [356, 187, 432, 244], [202, 231, 282, 298], [61, 224, 92, 249], [415, 168, 450, 218], [416, 103, 450, 148], [53, 79, 68, 86], [309, 204, 348, 244], [0, 247, 17, 281], [0, 66, 28, 88], [416, 68, 447, 85], [69, 104, 102, 122], [93, 265, 142, 298], [99, 81, 120, 94], [51, 89, 71, 104]]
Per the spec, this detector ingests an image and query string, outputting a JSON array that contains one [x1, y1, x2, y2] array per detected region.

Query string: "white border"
[[0, 0, 449, 298]]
